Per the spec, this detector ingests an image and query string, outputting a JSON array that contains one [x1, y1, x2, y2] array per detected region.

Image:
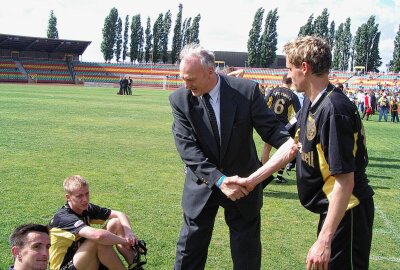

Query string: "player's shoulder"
[[87, 203, 106, 212], [328, 87, 351, 104], [49, 205, 78, 227], [272, 87, 292, 94], [326, 87, 357, 113]]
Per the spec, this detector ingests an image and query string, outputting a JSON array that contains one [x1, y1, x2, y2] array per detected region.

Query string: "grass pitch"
[[0, 83, 399, 269]]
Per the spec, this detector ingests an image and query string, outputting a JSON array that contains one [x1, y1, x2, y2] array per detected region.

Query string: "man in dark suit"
[[169, 43, 291, 270]]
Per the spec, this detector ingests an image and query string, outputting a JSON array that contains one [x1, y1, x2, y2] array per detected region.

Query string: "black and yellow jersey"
[[265, 87, 301, 124], [48, 203, 111, 270], [294, 84, 374, 214]]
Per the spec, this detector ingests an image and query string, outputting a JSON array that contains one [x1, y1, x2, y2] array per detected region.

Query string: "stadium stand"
[[329, 71, 353, 83], [346, 72, 400, 92], [243, 67, 287, 86], [1, 34, 400, 92], [73, 62, 181, 89], [0, 58, 27, 82], [21, 59, 73, 83]]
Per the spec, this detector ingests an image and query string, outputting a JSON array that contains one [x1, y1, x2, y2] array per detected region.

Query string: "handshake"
[[219, 175, 258, 201], [218, 138, 301, 201]]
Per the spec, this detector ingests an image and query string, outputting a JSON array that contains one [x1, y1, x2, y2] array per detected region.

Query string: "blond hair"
[[63, 175, 88, 194], [283, 36, 331, 76]]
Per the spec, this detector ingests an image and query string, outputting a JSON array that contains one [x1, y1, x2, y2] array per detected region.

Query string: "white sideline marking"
[[371, 255, 400, 263], [375, 205, 400, 243]]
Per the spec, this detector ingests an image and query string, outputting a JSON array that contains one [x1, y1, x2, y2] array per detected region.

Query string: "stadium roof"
[[0, 33, 91, 55]]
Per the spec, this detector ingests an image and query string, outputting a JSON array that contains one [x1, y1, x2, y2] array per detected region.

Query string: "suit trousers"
[[174, 189, 261, 270]]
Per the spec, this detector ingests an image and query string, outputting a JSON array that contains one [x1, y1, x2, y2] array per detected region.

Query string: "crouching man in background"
[[49, 175, 145, 270]]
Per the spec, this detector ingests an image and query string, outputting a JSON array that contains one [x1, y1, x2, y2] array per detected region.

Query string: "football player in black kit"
[[262, 73, 301, 183], [227, 36, 374, 270]]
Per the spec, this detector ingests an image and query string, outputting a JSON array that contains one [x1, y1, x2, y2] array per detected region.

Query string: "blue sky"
[[1, 0, 399, 71]]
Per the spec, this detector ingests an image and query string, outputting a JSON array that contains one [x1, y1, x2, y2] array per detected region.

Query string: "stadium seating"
[[346, 72, 400, 92], [2, 57, 400, 93], [20, 59, 74, 84], [0, 58, 27, 82], [73, 62, 181, 89], [243, 68, 287, 86], [329, 71, 353, 84]]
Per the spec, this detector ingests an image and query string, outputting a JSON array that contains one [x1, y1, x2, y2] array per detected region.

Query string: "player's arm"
[[250, 137, 297, 185], [78, 226, 129, 246], [225, 138, 298, 191], [108, 210, 137, 245], [306, 172, 354, 270]]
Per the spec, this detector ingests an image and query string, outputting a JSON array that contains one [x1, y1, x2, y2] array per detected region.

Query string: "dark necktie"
[[203, 93, 220, 147]]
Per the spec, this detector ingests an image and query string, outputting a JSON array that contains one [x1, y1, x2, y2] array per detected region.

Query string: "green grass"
[[0, 83, 399, 269]]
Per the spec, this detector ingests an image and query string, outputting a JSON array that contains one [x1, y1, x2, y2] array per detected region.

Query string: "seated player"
[[9, 223, 50, 270], [49, 175, 146, 270]]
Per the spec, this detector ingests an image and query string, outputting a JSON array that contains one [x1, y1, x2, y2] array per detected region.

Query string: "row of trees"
[[47, 7, 400, 72], [247, 8, 385, 72], [100, 4, 200, 64]]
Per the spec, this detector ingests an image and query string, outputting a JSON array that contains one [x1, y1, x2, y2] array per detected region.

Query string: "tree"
[[47, 10, 59, 39], [342, 18, 352, 71], [259, 8, 279, 67], [171, 3, 183, 64], [181, 18, 192, 48], [333, 23, 344, 70], [101, 7, 119, 62], [390, 24, 400, 72], [368, 31, 382, 72], [247, 8, 264, 67], [353, 16, 382, 72], [313, 8, 329, 40], [130, 15, 143, 63], [188, 14, 201, 44], [137, 24, 144, 62], [298, 15, 314, 37], [115, 17, 123, 62], [122, 15, 129, 62], [152, 13, 164, 63], [144, 17, 153, 63], [328, 21, 335, 48], [161, 10, 172, 64]]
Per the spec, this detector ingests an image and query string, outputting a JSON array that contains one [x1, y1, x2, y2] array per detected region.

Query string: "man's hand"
[[223, 176, 257, 193], [124, 229, 138, 246], [219, 176, 249, 201], [306, 239, 331, 270]]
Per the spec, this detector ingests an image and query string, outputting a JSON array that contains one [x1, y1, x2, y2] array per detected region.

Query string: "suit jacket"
[[169, 74, 289, 220]]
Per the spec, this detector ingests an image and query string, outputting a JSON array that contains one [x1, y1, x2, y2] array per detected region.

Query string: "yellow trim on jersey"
[[91, 219, 107, 225], [49, 228, 77, 270], [294, 128, 300, 144], [287, 104, 295, 122], [353, 132, 358, 157], [267, 96, 273, 108], [317, 143, 360, 210]]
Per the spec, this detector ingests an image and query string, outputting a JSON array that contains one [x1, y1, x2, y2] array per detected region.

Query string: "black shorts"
[[318, 197, 374, 270], [60, 260, 77, 270]]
